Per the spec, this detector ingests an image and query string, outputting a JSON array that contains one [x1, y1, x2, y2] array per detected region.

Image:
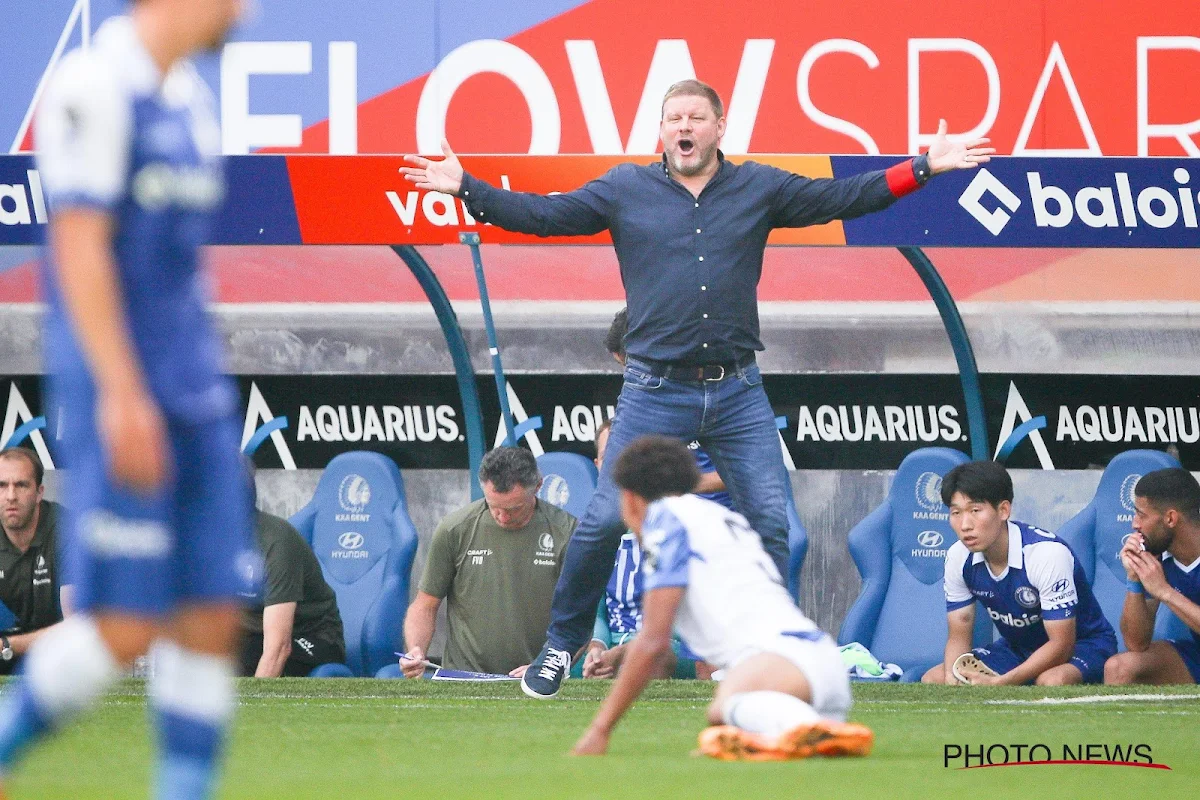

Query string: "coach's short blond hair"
[[661, 80, 724, 119]]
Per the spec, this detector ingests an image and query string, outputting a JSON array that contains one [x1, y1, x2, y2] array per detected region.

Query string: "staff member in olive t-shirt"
[[401, 447, 576, 678], [239, 465, 345, 677], [0, 447, 69, 675]]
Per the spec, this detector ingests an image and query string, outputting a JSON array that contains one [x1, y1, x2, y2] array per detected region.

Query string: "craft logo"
[[944, 743, 1165, 770], [959, 167, 1200, 236]]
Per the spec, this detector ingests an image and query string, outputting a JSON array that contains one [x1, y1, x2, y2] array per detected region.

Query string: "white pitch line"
[[985, 693, 1200, 706]]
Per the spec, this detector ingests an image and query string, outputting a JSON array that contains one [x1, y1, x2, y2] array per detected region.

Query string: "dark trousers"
[[546, 358, 789, 654], [238, 631, 345, 677]]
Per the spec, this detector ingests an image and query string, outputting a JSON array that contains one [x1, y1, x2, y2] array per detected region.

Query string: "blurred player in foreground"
[[572, 436, 871, 760], [1105, 468, 1200, 685], [0, 2, 251, 799]]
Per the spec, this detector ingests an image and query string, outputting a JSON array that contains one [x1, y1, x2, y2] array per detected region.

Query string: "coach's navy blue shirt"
[[459, 153, 928, 364]]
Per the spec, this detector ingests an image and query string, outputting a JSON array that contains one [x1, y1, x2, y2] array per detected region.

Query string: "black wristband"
[[912, 153, 932, 185]]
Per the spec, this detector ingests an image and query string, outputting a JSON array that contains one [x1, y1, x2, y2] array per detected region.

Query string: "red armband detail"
[[885, 159, 920, 197]]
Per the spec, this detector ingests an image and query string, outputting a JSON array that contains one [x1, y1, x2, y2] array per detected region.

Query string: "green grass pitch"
[[6, 680, 1198, 799]]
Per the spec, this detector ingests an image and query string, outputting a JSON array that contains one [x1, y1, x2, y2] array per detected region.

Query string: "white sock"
[[721, 691, 820, 737], [24, 615, 121, 721]]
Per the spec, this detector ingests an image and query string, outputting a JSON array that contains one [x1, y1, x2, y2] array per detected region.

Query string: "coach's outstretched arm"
[[770, 120, 996, 228], [573, 586, 684, 755], [402, 140, 613, 237]]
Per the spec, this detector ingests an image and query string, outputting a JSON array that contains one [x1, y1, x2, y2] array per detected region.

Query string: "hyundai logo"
[[917, 530, 944, 548], [338, 532, 364, 550]]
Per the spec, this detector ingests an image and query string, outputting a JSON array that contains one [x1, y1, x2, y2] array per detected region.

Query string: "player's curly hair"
[[612, 436, 699, 502]]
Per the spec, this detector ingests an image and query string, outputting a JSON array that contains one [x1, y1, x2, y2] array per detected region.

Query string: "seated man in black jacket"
[[0, 447, 68, 674]]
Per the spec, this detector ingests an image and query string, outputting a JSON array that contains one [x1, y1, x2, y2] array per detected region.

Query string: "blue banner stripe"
[[512, 416, 543, 440], [243, 417, 288, 455], [996, 416, 1048, 462], [2, 416, 45, 449]]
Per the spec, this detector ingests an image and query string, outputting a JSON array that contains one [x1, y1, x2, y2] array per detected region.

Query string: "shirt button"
[[703, 343, 709, 348], [696, 228, 702, 233], [464, 190, 470, 196], [701, 285, 707, 291], [695, 202, 699, 208], [703, 314, 708, 319], [698, 256, 704, 262]]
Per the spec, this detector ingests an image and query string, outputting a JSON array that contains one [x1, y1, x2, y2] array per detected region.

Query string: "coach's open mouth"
[[678, 138, 695, 156]]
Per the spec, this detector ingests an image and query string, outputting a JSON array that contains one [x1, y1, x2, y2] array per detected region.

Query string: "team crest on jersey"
[[538, 532, 555, 552], [1015, 586, 1040, 609]]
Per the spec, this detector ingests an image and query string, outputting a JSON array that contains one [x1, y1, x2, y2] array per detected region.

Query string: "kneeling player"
[[922, 461, 1116, 685], [1104, 468, 1200, 685], [572, 436, 872, 760]]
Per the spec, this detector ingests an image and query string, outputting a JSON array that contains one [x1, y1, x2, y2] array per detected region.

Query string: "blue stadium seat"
[[536, 451, 598, 521], [290, 452, 419, 677], [838, 447, 992, 681], [1056, 449, 1189, 651], [0, 602, 14, 631]]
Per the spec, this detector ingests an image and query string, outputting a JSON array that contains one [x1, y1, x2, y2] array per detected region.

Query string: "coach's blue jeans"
[[546, 356, 789, 654]]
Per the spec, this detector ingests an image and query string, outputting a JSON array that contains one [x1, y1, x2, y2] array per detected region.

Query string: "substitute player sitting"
[[572, 436, 871, 760], [1104, 468, 1200, 685], [922, 461, 1116, 686]]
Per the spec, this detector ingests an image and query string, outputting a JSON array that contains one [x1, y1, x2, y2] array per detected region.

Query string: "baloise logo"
[[958, 166, 1199, 237]]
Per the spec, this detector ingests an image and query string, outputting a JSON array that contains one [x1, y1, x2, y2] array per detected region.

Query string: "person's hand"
[[571, 725, 610, 756], [1129, 550, 1172, 600], [926, 119, 996, 175], [96, 382, 170, 495], [401, 139, 465, 195], [399, 647, 426, 679], [1120, 532, 1145, 580], [582, 642, 609, 678], [508, 664, 529, 678]]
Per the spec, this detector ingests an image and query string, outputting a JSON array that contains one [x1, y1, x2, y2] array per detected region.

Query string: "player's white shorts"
[[732, 631, 852, 721]]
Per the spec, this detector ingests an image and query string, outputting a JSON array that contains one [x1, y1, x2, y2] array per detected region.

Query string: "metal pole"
[[897, 246, 989, 461], [391, 245, 486, 500], [460, 231, 517, 447]]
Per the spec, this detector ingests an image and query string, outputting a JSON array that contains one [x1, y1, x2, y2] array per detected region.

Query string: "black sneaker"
[[521, 644, 571, 699]]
